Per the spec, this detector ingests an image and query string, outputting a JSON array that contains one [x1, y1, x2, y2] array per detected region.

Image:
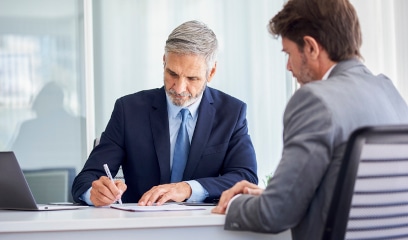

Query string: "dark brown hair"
[[269, 0, 362, 61]]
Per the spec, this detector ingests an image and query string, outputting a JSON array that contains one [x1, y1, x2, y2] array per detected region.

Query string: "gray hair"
[[165, 20, 218, 73]]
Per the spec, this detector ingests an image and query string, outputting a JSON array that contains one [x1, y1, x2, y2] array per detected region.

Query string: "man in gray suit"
[[212, 0, 408, 239]]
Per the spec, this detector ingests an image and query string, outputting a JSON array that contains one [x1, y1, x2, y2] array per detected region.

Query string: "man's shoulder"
[[205, 87, 245, 105], [119, 88, 164, 101], [112, 88, 165, 111]]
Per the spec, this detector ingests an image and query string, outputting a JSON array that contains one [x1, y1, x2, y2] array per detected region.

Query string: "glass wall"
[[0, 0, 87, 176]]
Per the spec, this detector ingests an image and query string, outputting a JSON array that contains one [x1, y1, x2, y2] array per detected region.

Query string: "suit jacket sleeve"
[[224, 86, 334, 233], [71, 97, 127, 203]]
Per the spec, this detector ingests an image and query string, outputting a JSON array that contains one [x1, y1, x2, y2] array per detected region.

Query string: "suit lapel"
[[150, 87, 171, 183], [183, 88, 215, 180]]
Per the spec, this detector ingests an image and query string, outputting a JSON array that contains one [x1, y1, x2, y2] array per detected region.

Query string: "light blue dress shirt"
[[80, 91, 209, 205]]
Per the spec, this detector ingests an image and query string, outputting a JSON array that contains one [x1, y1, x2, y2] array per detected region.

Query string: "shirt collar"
[[166, 90, 203, 120], [321, 64, 337, 80]]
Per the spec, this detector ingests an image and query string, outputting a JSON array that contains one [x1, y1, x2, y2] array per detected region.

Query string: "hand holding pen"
[[103, 164, 123, 205]]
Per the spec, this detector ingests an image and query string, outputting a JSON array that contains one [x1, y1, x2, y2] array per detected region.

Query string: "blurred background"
[[0, 0, 407, 202]]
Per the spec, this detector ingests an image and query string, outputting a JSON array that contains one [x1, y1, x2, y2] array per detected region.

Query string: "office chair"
[[323, 125, 408, 240]]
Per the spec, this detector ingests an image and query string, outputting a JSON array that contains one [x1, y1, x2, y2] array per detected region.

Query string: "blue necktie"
[[171, 108, 190, 183]]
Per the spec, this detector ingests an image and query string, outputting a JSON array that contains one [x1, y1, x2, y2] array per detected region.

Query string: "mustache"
[[168, 89, 192, 97]]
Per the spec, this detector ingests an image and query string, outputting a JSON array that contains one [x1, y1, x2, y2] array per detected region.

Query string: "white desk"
[[0, 206, 291, 240]]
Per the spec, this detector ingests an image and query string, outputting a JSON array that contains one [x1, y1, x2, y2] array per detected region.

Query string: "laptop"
[[0, 151, 87, 211]]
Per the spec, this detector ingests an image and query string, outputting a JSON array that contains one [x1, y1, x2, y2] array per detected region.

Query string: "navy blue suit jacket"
[[72, 86, 258, 203]]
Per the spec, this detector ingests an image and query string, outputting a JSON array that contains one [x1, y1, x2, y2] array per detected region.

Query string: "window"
[[0, 0, 87, 175]]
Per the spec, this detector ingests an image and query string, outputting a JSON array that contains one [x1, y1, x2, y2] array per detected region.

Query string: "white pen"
[[103, 163, 123, 205]]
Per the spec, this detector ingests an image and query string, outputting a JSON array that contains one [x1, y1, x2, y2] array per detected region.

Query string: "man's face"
[[163, 52, 216, 107], [282, 37, 315, 85]]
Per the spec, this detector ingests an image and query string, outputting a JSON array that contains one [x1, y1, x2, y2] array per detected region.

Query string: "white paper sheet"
[[110, 203, 206, 212]]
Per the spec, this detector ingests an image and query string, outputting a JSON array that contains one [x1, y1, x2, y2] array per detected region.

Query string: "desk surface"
[[0, 205, 291, 240]]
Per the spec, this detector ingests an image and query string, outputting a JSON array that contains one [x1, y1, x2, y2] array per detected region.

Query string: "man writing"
[[212, 0, 408, 239], [72, 20, 258, 206]]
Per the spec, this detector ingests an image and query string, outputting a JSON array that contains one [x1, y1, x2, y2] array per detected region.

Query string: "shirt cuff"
[[184, 180, 209, 203], [226, 193, 242, 214], [80, 187, 94, 206]]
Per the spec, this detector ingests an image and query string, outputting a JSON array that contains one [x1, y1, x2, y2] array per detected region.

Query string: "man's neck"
[[315, 50, 337, 80]]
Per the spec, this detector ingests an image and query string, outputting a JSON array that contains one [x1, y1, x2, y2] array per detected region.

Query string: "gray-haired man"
[[72, 20, 258, 207]]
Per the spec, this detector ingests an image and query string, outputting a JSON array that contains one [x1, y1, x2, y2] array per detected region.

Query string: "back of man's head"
[[268, 0, 362, 62]]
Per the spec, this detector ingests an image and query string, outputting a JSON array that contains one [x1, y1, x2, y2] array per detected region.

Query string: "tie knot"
[[180, 108, 189, 122]]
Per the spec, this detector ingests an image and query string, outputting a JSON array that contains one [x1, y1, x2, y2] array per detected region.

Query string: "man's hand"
[[211, 180, 263, 214], [138, 182, 192, 206], [90, 176, 127, 207]]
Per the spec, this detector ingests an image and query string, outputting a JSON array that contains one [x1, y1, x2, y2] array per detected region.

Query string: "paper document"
[[110, 203, 206, 212]]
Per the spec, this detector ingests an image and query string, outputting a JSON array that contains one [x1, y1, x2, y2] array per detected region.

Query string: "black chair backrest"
[[323, 125, 408, 240]]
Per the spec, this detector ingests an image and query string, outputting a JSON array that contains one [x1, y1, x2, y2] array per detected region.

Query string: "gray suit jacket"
[[224, 59, 408, 240]]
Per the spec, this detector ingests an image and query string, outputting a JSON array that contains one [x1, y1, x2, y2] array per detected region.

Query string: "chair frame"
[[323, 125, 408, 240]]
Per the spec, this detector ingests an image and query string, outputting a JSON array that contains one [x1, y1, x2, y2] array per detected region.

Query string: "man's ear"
[[162, 54, 166, 67], [303, 36, 320, 60], [207, 62, 217, 83]]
